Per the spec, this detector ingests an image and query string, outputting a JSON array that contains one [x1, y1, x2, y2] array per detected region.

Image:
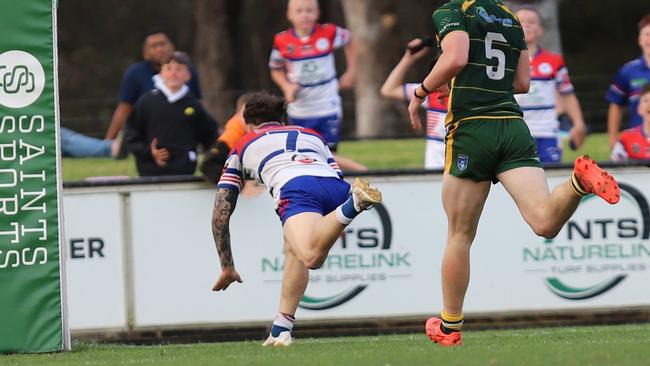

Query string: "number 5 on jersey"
[[484, 32, 507, 80]]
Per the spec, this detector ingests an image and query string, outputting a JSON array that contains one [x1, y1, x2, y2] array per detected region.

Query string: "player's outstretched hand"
[[212, 267, 243, 292], [408, 95, 423, 130]]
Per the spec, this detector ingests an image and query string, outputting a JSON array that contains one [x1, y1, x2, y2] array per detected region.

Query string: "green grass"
[[61, 133, 611, 181], [338, 138, 427, 169], [4, 324, 650, 366], [61, 156, 138, 181], [560, 133, 610, 163]]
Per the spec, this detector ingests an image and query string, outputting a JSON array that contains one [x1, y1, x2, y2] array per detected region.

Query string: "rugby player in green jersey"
[[407, 0, 620, 346]]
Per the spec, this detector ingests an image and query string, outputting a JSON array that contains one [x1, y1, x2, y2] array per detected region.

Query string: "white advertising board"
[[63, 191, 126, 330], [62, 168, 650, 331], [468, 170, 650, 311], [128, 178, 442, 326]]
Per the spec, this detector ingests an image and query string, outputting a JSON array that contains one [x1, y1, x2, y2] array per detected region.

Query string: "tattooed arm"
[[212, 188, 238, 267], [211, 188, 243, 291]]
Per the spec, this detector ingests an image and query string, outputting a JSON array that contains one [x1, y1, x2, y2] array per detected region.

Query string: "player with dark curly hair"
[[209, 92, 382, 347]]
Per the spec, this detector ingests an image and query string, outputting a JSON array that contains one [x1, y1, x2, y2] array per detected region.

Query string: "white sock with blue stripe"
[[335, 195, 359, 225], [271, 313, 295, 337]]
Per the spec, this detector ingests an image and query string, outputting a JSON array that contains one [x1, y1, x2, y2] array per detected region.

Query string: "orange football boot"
[[425, 317, 462, 346], [573, 155, 620, 204]]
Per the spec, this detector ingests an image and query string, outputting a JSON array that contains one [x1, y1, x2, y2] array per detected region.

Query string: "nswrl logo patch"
[[457, 154, 469, 171]]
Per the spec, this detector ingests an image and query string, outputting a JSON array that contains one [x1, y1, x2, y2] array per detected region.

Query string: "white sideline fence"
[[63, 168, 650, 333]]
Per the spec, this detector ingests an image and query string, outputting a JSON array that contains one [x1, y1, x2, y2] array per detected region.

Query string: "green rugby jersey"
[[432, 0, 527, 125]]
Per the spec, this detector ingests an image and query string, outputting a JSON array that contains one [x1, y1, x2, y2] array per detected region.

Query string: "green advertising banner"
[[0, 0, 70, 353]]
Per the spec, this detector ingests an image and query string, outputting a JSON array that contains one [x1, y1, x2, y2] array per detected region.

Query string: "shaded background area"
[[57, 0, 649, 139], [559, 0, 650, 131]]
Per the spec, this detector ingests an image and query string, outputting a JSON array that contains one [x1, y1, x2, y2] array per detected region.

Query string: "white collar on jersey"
[[153, 74, 190, 103]]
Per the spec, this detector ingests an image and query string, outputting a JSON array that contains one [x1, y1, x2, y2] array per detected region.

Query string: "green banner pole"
[[0, 0, 70, 353]]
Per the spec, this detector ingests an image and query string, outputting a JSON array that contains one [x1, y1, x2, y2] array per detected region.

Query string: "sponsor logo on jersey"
[[538, 62, 553, 75], [299, 44, 313, 53], [477, 6, 513, 27], [287, 43, 296, 54], [315, 37, 330, 52], [439, 17, 461, 34], [631, 78, 648, 89], [291, 154, 316, 164]]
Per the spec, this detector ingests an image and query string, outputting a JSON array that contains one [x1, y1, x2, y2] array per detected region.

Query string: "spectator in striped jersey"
[[515, 6, 586, 164]]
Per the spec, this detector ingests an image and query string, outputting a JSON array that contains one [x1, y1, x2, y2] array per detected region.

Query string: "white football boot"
[[261, 331, 293, 347]]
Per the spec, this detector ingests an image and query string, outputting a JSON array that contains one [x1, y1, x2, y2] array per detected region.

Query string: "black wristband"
[[420, 83, 432, 94], [413, 87, 425, 100]]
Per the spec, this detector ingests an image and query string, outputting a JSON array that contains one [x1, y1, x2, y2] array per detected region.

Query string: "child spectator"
[[606, 14, 650, 148], [105, 29, 202, 140], [269, 0, 365, 171], [611, 84, 650, 162], [515, 6, 586, 164], [124, 52, 217, 176]]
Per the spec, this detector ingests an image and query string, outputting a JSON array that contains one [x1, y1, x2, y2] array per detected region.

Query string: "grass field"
[[61, 133, 611, 181], [4, 324, 649, 366]]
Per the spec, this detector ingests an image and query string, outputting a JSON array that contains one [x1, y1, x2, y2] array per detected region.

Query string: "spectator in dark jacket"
[[124, 52, 217, 176], [105, 29, 202, 140]]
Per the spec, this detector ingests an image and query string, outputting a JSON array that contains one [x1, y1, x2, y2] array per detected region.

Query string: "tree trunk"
[[194, 0, 234, 124], [340, 0, 394, 138]]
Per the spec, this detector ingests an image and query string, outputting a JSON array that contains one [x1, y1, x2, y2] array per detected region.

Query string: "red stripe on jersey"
[[219, 176, 241, 186], [220, 173, 241, 180]]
